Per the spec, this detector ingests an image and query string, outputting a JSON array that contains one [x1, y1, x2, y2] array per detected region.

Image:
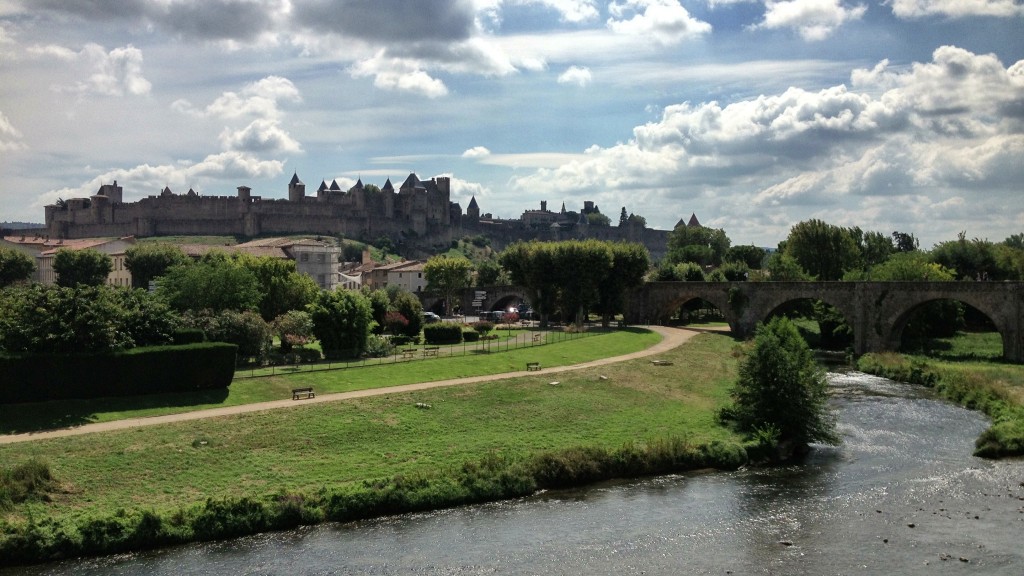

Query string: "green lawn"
[[0, 329, 658, 434], [0, 332, 740, 526]]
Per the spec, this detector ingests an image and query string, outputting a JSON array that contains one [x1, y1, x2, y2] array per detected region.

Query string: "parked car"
[[422, 311, 441, 323]]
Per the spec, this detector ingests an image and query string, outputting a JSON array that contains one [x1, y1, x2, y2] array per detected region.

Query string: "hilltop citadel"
[[43, 172, 673, 259]]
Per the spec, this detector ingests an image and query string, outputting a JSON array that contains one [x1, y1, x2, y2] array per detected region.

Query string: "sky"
[[0, 0, 1022, 249]]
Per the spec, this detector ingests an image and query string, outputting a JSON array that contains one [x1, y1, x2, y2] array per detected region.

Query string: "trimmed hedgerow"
[[0, 342, 237, 403], [423, 322, 463, 345]]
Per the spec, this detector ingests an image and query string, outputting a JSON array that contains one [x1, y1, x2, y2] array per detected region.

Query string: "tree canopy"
[[424, 255, 473, 316], [666, 224, 730, 267], [726, 316, 839, 450], [308, 289, 373, 358], [53, 248, 112, 287], [156, 256, 262, 313], [0, 247, 34, 287], [124, 243, 191, 289]]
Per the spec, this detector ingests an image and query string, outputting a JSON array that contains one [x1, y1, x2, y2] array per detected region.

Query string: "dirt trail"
[[0, 326, 711, 445]]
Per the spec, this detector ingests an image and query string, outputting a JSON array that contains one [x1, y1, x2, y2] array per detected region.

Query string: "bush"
[[462, 330, 480, 342], [363, 335, 395, 358], [725, 316, 839, 448], [423, 322, 463, 345], [0, 343, 237, 403], [172, 328, 206, 344], [0, 458, 55, 511]]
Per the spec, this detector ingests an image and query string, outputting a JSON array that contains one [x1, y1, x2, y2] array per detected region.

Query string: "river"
[[6, 372, 1023, 575]]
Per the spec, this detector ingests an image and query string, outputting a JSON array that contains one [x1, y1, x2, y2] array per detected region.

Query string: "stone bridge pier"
[[624, 281, 1024, 363]]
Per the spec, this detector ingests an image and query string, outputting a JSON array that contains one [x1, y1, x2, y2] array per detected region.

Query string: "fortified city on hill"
[[43, 172, 675, 259]]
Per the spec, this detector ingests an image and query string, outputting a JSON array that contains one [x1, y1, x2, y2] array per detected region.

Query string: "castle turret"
[[237, 186, 252, 201], [288, 172, 305, 202], [467, 196, 480, 220]]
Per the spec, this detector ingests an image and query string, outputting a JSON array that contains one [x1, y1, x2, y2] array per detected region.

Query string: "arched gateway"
[[622, 281, 1023, 362]]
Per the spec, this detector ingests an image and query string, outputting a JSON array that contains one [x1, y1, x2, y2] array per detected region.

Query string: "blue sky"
[[1, 0, 1022, 248]]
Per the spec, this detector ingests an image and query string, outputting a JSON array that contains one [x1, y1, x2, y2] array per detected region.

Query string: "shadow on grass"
[[0, 388, 230, 435]]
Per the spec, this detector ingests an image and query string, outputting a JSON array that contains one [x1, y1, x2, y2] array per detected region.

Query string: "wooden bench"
[[422, 347, 439, 357], [526, 362, 541, 371], [531, 333, 542, 343], [401, 348, 418, 359], [292, 387, 315, 400]]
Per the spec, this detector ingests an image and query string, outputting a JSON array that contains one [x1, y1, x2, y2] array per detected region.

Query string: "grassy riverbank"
[[857, 332, 1024, 458], [0, 331, 744, 565], [0, 328, 658, 435]]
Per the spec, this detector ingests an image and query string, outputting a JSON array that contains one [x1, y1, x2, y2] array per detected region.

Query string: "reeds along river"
[[9, 372, 1024, 575]]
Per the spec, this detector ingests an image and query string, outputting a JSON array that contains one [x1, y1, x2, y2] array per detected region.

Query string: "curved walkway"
[[0, 326, 713, 445]]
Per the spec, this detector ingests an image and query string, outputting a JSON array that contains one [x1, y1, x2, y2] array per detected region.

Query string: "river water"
[[7, 372, 1024, 575]]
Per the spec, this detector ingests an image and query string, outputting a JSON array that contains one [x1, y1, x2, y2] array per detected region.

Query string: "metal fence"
[[234, 325, 596, 379]]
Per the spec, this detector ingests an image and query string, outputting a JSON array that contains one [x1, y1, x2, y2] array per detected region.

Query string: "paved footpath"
[[0, 326, 708, 445]]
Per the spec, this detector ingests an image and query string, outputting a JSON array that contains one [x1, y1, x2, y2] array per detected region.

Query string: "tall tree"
[[53, 248, 113, 287], [666, 224, 730, 267], [233, 254, 320, 321], [500, 241, 559, 327], [0, 247, 34, 287], [618, 207, 628, 227], [551, 240, 614, 326], [726, 316, 839, 451], [424, 255, 473, 316], [594, 242, 650, 327], [930, 233, 1006, 280], [156, 258, 261, 313], [783, 219, 861, 281], [892, 231, 919, 252], [124, 243, 191, 289], [724, 245, 767, 269], [308, 289, 373, 359], [391, 290, 425, 340]]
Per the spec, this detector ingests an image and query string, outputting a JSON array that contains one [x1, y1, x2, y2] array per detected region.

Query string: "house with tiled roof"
[[30, 236, 136, 286]]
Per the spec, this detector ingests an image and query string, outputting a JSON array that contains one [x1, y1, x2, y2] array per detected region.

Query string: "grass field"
[[0, 329, 659, 435], [0, 331, 741, 527]]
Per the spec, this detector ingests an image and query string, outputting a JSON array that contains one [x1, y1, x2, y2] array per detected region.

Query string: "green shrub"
[[172, 328, 206, 344], [423, 322, 463, 345], [462, 330, 480, 342], [0, 458, 55, 511]]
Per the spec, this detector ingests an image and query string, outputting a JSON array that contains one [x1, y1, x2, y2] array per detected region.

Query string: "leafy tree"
[[931, 233, 1009, 281], [854, 229, 894, 268], [0, 285, 161, 354], [424, 255, 473, 316], [500, 241, 559, 327], [764, 252, 812, 281], [475, 259, 504, 287], [594, 242, 650, 327], [272, 310, 314, 353], [626, 213, 647, 227], [587, 212, 611, 226], [361, 287, 391, 334], [619, 207, 629, 227], [182, 309, 271, 358], [156, 258, 261, 313], [666, 224, 730, 267], [892, 231, 919, 252], [53, 248, 112, 287], [234, 254, 319, 321], [551, 239, 614, 326], [391, 290, 425, 340], [724, 245, 766, 269], [716, 261, 750, 282], [383, 311, 409, 336], [783, 219, 861, 280], [1005, 233, 1024, 251], [308, 289, 373, 359], [726, 316, 839, 450], [124, 243, 191, 289], [0, 247, 35, 287]]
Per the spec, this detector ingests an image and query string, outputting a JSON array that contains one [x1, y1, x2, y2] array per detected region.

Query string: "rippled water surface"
[[7, 372, 1024, 575]]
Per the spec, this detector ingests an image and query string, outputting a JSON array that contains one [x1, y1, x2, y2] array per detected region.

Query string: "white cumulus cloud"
[[889, 0, 1024, 19], [607, 0, 712, 44], [756, 0, 867, 41], [558, 65, 592, 86], [462, 146, 492, 158]]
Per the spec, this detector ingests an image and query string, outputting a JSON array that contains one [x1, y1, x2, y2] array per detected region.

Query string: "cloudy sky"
[[1, 0, 1022, 248]]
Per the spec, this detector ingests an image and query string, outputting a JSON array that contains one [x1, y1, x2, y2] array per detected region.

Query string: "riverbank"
[[857, 351, 1024, 457], [0, 331, 747, 566]]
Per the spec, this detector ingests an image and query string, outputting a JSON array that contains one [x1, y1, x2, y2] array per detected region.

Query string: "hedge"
[[423, 322, 463, 345], [0, 343, 237, 404]]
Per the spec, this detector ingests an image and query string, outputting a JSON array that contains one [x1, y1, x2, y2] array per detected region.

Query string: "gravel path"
[[0, 326, 709, 445]]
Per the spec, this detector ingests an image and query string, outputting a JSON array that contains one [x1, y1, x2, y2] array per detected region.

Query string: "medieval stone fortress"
[[42, 172, 670, 259]]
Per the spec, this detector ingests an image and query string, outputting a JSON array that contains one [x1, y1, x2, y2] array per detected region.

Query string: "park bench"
[[526, 362, 541, 371], [401, 348, 418, 359], [292, 387, 315, 400], [532, 333, 543, 343], [422, 347, 439, 357]]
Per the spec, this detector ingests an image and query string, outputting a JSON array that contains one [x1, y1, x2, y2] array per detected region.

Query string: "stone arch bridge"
[[420, 285, 531, 316], [623, 281, 1023, 363]]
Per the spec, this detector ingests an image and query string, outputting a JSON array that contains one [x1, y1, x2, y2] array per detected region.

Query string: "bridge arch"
[[882, 292, 1017, 360]]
